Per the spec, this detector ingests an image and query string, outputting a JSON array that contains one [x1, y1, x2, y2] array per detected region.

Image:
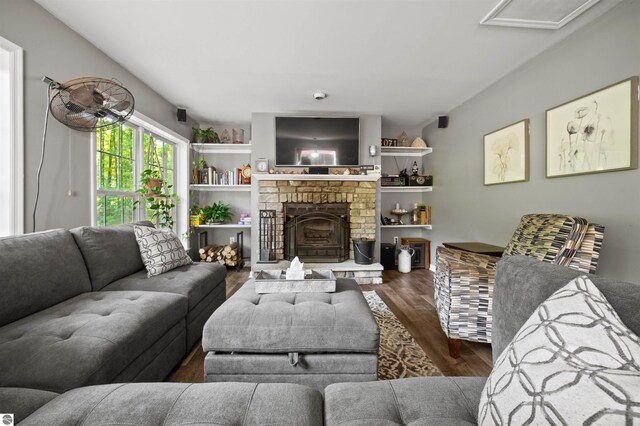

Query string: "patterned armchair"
[[435, 214, 605, 357]]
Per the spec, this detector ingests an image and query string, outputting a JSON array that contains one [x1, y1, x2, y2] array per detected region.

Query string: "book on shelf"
[[192, 165, 250, 186]]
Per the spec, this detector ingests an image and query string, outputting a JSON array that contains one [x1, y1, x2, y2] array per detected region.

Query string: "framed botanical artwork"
[[484, 119, 529, 185], [546, 76, 639, 178]]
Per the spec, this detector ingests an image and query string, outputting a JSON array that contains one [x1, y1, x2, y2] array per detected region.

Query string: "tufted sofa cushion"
[[0, 387, 59, 424], [70, 221, 154, 291], [0, 291, 187, 393], [0, 229, 92, 327], [20, 382, 324, 426], [203, 278, 379, 353], [325, 377, 487, 426], [104, 262, 226, 311]]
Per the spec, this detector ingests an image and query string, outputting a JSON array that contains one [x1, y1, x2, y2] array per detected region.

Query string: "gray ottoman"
[[202, 278, 379, 391]]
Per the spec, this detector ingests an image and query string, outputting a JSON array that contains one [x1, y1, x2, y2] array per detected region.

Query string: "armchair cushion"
[[502, 214, 588, 266]]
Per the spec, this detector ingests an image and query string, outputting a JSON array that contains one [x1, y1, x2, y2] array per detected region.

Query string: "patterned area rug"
[[364, 291, 442, 379]]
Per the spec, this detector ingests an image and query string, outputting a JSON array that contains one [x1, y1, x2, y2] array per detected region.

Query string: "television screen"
[[275, 117, 360, 166]]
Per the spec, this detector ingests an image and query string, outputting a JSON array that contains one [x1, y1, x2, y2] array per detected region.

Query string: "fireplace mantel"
[[253, 174, 380, 182]]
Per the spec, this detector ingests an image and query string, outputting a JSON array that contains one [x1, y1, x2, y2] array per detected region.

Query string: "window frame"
[[90, 111, 189, 245], [0, 36, 24, 236]]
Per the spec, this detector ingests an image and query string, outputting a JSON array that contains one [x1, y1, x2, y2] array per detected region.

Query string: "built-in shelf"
[[380, 224, 432, 230], [380, 146, 432, 157], [197, 224, 251, 229], [190, 184, 251, 192], [190, 143, 252, 154], [380, 186, 432, 193], [253, 174, 380, 182]]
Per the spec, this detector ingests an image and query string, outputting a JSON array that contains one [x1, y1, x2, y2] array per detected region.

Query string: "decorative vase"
[[398, 247, 415, 273]]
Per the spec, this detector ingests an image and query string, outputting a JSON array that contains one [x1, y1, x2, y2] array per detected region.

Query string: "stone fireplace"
[[257, 179, 377, 262]]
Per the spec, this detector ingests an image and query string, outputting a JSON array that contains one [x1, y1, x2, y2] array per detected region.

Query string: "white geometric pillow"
[[134, 225, 192, 277], [478, 276, 640, 425]]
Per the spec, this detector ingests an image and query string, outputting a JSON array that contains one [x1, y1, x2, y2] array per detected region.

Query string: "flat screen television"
[[275, 117, 360, 167]]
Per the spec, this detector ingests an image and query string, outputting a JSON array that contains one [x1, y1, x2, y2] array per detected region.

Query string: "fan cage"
[[49, 77, 135, 132]]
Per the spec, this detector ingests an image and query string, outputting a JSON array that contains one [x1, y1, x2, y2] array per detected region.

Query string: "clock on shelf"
[[255, 158, 269, 173], [241, 164, 252, 184]]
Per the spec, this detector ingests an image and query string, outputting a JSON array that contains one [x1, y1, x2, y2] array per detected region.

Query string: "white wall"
[[0, 0, 199, 232], [422, 0, 640, 281]]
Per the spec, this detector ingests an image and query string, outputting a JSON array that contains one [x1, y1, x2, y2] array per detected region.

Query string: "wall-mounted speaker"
[[177, 108, 187, 122], [438, 116, 449, 128]]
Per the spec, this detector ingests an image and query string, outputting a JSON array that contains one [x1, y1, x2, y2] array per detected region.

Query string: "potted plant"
[[190, 204, 203, 227], [202, 127, 221, 144], [202, 201, 232, 224], [139, 169, 163, 196], [134, 169, 177, 229], [192, 127, 207, 144]]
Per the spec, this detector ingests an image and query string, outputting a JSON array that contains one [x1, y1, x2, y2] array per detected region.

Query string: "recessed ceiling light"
[[313, 92, 328, 100]]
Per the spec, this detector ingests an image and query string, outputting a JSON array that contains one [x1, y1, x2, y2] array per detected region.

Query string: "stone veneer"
[[258, 180, 377, 261]]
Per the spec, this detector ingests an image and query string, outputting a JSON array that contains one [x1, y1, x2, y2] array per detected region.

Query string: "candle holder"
[[391, 208, 409, 225]]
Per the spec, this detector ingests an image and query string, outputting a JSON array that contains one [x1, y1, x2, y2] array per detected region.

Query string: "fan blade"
[[112, 100, 131, 112]]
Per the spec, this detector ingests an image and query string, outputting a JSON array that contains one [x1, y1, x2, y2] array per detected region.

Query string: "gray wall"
[[250, 112, 381, 268], [422, 0, 640, 281], [0, 0, 198, 232]]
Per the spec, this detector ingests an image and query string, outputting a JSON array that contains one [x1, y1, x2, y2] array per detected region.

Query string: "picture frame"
[[546, 76, 639, 178], [483, 119, 529, 185]]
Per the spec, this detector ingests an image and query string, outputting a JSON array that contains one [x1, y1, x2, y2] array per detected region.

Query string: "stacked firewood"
[[198, 243, 239, 267]]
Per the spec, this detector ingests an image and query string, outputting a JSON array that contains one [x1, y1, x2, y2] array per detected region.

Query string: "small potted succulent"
[[202, 201, 232, 224]]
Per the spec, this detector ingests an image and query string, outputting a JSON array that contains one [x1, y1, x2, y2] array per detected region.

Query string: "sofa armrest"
[[493, 256, 583, 361]]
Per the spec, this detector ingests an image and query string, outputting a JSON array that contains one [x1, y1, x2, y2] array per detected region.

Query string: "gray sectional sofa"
[[0, 223, 227, 421], [4, 254, 640, 425]]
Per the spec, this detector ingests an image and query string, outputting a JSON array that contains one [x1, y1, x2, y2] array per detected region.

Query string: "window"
[[95, 122, 137, 226], [94, 116, 181, 230]]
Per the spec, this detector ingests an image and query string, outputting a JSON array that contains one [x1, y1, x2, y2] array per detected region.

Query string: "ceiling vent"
[[480, 0, 601, 30]]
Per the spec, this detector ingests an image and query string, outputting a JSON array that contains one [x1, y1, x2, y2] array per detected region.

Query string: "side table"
[[442, 242, 504, 257]]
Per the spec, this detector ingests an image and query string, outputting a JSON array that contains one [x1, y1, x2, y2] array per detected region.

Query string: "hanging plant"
[[133, 135, 178, 229]]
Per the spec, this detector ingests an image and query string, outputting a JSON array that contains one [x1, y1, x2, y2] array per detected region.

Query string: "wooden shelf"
[[197, 224, 251, 229], [380, 146, 432, 157], [190, 184, 251, 192], [253, 174, 380, 182], [191, 143, 252, 154], [381, 186, 432, 193], [380, 224, 432, 230]]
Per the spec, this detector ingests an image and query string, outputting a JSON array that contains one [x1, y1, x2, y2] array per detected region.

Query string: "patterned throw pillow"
[[134, 225, 192, 277], [478, 276, 640, 425]]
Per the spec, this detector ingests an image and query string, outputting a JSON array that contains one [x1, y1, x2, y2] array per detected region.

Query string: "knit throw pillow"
[[478, 275, 640, 425], [134, 225, 192, 277]]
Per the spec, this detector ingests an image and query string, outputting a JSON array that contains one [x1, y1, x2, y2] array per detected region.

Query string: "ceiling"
[[35, 0, 622, 129]]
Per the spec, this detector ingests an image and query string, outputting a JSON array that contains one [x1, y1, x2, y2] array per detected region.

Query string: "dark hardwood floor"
[[169, 267, 492, 383]]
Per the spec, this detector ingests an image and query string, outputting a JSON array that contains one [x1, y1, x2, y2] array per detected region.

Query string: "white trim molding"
[[0, 36, 24, 236], [480, 0, 601, 30]]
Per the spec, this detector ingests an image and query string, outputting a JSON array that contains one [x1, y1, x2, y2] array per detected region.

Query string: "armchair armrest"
[[436, 246, 501, 270]]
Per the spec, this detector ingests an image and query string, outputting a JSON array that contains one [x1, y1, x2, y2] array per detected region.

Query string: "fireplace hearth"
[[284, 203, 350, 262]]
